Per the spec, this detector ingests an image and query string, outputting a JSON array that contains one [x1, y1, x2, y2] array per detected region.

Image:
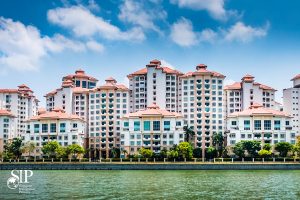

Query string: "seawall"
[[1, 163, 300, 170]]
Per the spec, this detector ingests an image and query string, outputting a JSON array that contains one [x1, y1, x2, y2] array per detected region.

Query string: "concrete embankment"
[[1, 163, 300, 170]]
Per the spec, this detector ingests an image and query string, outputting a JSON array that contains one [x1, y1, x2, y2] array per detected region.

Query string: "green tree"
[[56, 146, 67, 159], [242, 140, 261, 157], [66, 144, 85, 159], [121, 149, 128, 158], [5, 138, 23, 159], [167, 150, 179, 159], [183, 126, 195, 143], [139, 148, 153, 158], [275, 142, 293, 157], [42, 141, 60, 158], [206, 146, 218, 159], [262, 143, 272, 151], [110, 147, 120, 158], [193, 148, 202, 158], [258, 149, 272, 158], [212, 132, 224, 157], [178, 142, 193, 160], [159, 148, 168, 159], [233, 142, 245, 158], [293, 142, 300, 157], [21, 141, 36, 157]]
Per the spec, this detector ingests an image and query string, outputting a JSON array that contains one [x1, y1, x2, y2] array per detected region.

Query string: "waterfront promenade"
[[1, 159, 300, 170]]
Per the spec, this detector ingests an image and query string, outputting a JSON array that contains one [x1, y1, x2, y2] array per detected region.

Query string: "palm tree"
[[212, 132, 224, 157], [122, 149, 128, 158], [183, 126, 195, 143]]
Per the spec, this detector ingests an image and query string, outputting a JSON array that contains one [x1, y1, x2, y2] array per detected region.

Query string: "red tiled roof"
[[224, 82, 242, 90], [123, 104, 182, 118], [291, 74, 300, 81], [0, 109, 14, 117], [225, 81, 276, 91], [180, 64, 225, 78], [63, 69, 98, 82], [92, 78, 128, 91], [229, 103, 290, 118], [29, 108, 84, 121]]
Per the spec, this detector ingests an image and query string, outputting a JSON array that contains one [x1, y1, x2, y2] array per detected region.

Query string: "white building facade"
[[0, 110, 15, 153], [283, 74, 300, 135], [224, 74, 276, 116], [128, 59, 183, 113], [0, 84, 38, 138], [88, 77, 129, 158], [121, 104, 184, 156], [227, 103, 295, 146], [25, 108, 85, 156], [180, 64, 225, 152]]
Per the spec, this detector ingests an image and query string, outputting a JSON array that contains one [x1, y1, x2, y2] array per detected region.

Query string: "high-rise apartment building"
[[88, 77, 129, 158], [224, 74, 276, 116], [283, 74, 300, 135], [0, 109, 15, 153], [180, 64, 225, 152], [0, 84, 39, 138], [127, 59, 183, 112]]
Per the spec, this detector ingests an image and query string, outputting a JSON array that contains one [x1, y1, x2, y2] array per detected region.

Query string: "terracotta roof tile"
[[229, 103, 290, 118], [29, 108, 84, 121], [123, 104, 182, 118]]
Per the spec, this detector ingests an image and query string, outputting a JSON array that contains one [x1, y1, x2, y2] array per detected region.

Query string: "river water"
[[0, 170, 300, 199]]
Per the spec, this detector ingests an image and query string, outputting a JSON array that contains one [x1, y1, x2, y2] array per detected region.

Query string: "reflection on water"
[[1, 170, 300, 199]]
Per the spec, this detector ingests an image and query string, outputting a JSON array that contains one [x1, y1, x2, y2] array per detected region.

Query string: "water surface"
[[0, 170, 300, 199]]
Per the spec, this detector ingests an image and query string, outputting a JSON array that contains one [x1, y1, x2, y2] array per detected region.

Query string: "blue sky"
[[0, 0, 300, 106]]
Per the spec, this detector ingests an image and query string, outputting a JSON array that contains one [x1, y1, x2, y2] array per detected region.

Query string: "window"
[[50, 123, 56, 133], [274, 120, 281, 130], [76, 80, 80, 87], [73, 123, 77, 128], [153, 121, 160, 131], [231, 121, 237, 126], [164, 121, 170, 131], [134, 121, 140, 131], [254, 120, 261, 130], [123, 122, 129, 127], [176, 121, 181, 126], [143, 121, 150, 131], [34, 124, 39, 133], [244, 120, 250, 130], [60, 123, 66, 133], [42, 124, 48, 133], [264, 120, 271, 130], [82, 81, 87, 88]]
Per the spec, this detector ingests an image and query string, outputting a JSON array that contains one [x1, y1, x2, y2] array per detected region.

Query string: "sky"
[[0, 0, 300, 106]]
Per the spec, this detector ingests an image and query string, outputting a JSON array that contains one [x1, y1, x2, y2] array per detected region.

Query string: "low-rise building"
[[25, 108, 85, 156], [0, 109, 15, 153], [121, 104, 184, 157], [227, 103, 295, 146]]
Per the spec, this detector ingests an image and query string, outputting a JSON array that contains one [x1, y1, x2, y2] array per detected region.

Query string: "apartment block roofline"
[[228, 103, 291, 118]]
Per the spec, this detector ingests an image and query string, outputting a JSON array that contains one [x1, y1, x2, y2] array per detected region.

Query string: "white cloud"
[[118, 0, 166, 34], [47, 6, 145, 41], [0, 17, 96, 71], [170, 18, 198, 47], [170, 0, 227, 20], [87, 0, 100, 11], [170, 17, 218, 47], [86, 40, 104, 52], [224, 22, 269, 43]]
